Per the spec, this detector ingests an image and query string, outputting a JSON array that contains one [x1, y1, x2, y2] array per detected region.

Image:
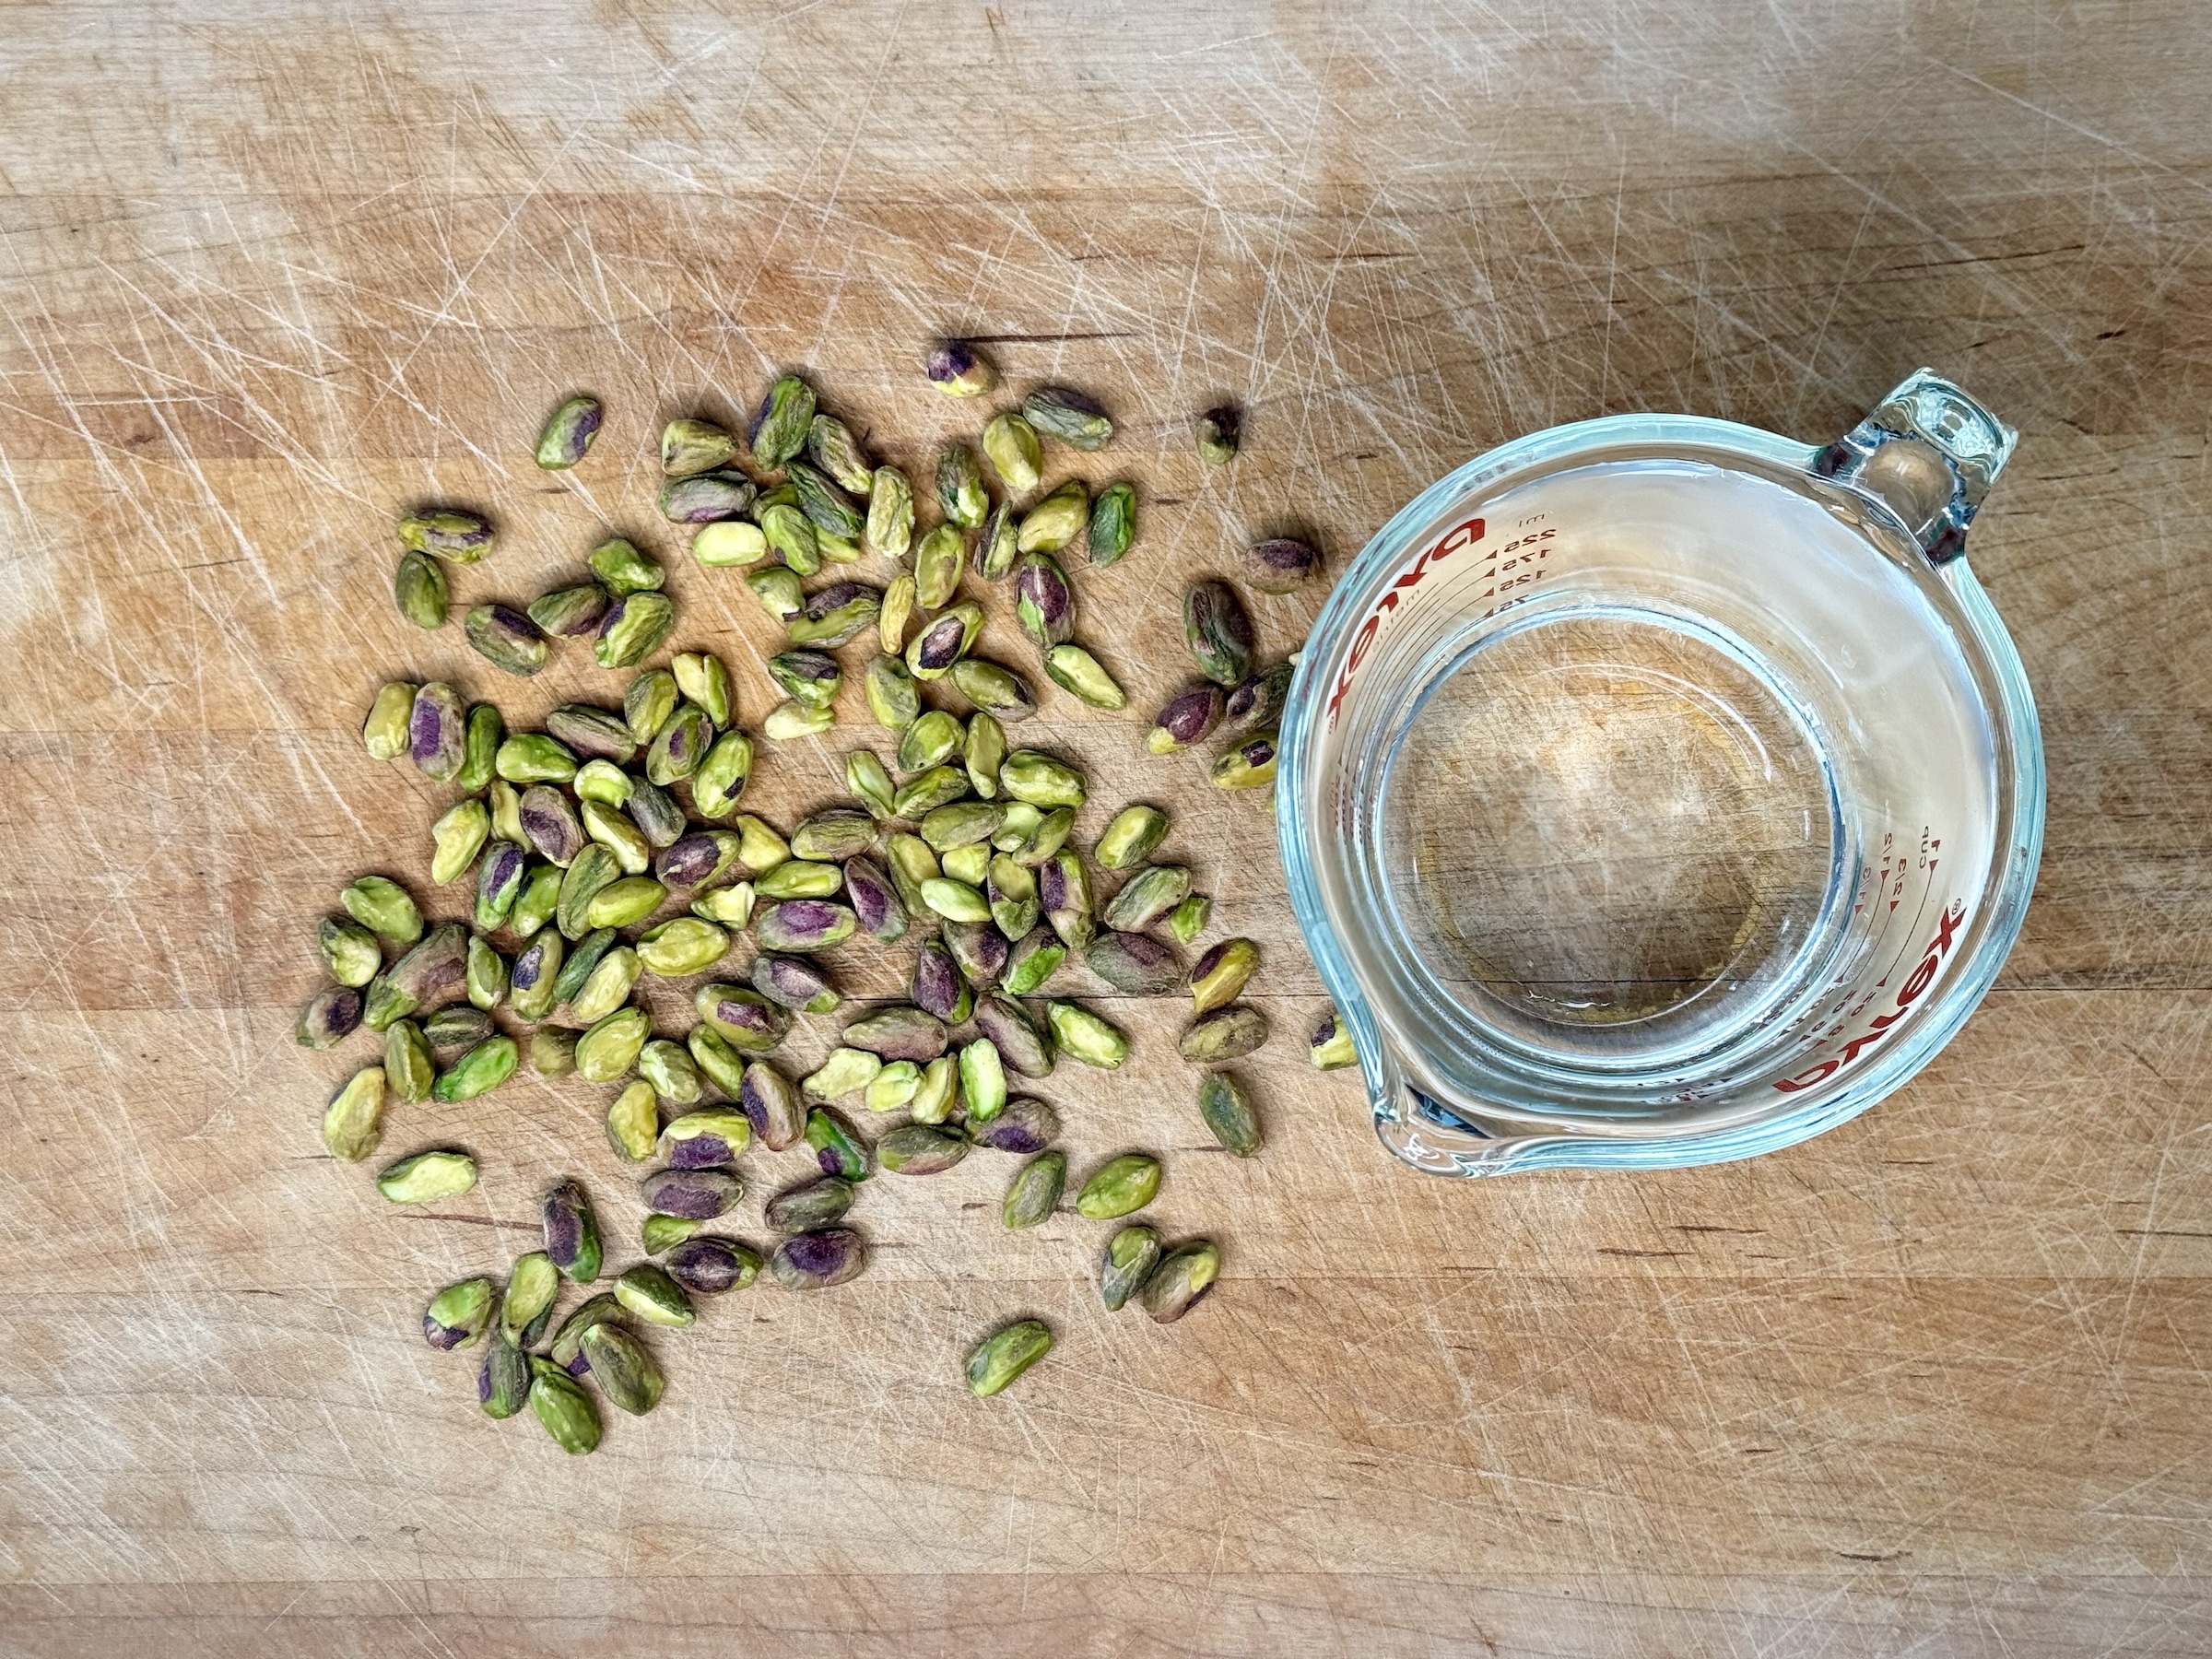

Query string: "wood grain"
[[4, 2, 2209, 1653]]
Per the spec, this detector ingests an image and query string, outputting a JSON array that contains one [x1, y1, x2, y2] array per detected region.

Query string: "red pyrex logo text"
[[1325, 516, 1486, 729], [1772, 899, 1968, 1092]]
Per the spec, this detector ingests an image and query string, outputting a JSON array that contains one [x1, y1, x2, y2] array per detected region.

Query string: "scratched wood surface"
[[3, 2, 2209, 1654]]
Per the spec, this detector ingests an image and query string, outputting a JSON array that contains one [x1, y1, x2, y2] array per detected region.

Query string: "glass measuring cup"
[[1277, 371, 2041, 1176]]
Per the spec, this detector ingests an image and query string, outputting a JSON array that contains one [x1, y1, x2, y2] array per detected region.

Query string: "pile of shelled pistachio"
[[303, 346, 1359, 1451]]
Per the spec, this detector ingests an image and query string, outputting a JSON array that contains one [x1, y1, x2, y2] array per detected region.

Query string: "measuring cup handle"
[[1812, 369, 2018, 565]]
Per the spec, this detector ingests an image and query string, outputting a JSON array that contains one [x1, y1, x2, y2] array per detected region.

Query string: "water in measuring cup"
[[1385, 606, 1839, 1057]]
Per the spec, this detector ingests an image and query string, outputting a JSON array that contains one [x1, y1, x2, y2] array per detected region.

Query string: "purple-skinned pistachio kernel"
[[751, 953, 842, 1015], [1223, 660, 1294, 735], [924, 340, 996, 398], [656, 830, 741, 890], [1182, 580, 1254, 686], [1243, 536, 1321, 594], [528, 584, 610, 639], [754, 899, 858, 953], [641, 1167, 744, 1221], [911, 940, 970, 1021], [1014, 554, 1077, 648], [1084, 931, 1185, 996], [944, 920, 1009, 989], [545, 704, 638, 763], [657, 469, 759, 524], [841, 1006, 948, 1065], [739, 1060, 806, 1150], [971, 1096, 1062, 1154], [664, 1236, 761, 1295], [843, 857, 908, 944], [465, 605, 550, 677], [1146, 683, 1226, 755], [519, 786, 585, 866], [972, 994, 1055, 1077], [694, 983, 793, 1050], [389, 923, 469, 1009], [295, 984, 363, 1049], [911, 612, 970, 674], [770, 1227, 866, 1289], [408, 683, 468, 781]]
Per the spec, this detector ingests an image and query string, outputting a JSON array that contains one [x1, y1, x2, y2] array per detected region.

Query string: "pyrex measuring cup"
[[1277, 371, 2041, 1176]]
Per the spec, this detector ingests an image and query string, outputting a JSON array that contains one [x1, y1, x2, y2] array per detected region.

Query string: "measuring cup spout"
[[1811, 369, 2018, 564]]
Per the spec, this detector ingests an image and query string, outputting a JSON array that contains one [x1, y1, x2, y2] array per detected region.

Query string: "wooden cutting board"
[[4, 3, 2208, 1653]]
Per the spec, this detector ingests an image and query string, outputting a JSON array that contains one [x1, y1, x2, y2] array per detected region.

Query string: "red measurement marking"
[[1325, 516, 1486, 727], [1773, 900, 1967, 1093]]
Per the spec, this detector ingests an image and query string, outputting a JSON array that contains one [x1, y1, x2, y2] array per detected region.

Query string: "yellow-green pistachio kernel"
[[321, 1066, 386, 1162], [925, 339, 997, 398], [575, 1005, 652, 1082], [755, 859, 842, 900], [906, 601, 983, 681], [935, 443, 988, 529], [376, 1149, 478, 1205], [803, 1046, 883, 1102], [422, 1276, 497, 1350], [941, 842, 991, 887], [394, 549, 449, 629], [865, 653, 923, 731], [605, 1079, 660, 1163], [585, 877, 666, 930], [1000, 749, 1087, 809], [1169, 893, 1212, 945], [748, 373, 817, 468], [500, 1253, 560, 1347], [319, 916, 382, 987], [759, 502, 820, 573], [429, 799, 490, 886], [396, 507, 495, 562], [614, 1263, 696, 1328], [362, 681, 418, 760], [1211, 731, 1278, 790], [638, 1038, 702, 1107], [641, 1214, 702, 1255], [1140, 1240, 1221, 1323], [635, 917, 729, 977], [1190, 938, 1259, 1013], [878, 571, 916, 654], [580, 799, 651, 874], [765, 699, 835, 741], [959, 1038, 1007, 1122], [1103, 864, 1192, 933], [508, 932, 563, 1019], [1046, 1000, 1129, 1068], [1076, 1152, 1159, 1219], [662, 416, 739, 477], [863, 1060, 923, 1113], [1002, 1151, 1066, 1230], [588, 536, 664, 597], [847, 748, 898, 821], [465, 935, 509, 1011], [528, 1358, 603, 1453], [921, 877, 991, 924], [495, 733, 579, 785], [569, 946, 642, 1024], [967, 1317, 1053, 1396], [488, 778, 525, 845], [982, 411, 1042, 493], [531, 1027, 580, 1077], [510, 861, 563, 939], [692, 730, 755, 819], [1042, 644, 1126, 711], [897, 709, 964, 773], [690, 882, 756, 927], [672, 652, 733, 726], [625, 669, 679, 746], [594, 592, 676, 671], [912, 524, 965, 609], [1096, 806, 1169, 870], [581, 1322, 666, 1417], [432, 1034, 519, 1102], [693, 518, 768, 567], [1017, 479, 1089, 554], [866, 465, 914, 560], [1100, 1224, 1163, 1311]]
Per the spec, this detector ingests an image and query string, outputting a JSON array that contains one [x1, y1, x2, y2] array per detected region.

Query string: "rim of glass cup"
[[1276, 410, 2045, 1176]]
